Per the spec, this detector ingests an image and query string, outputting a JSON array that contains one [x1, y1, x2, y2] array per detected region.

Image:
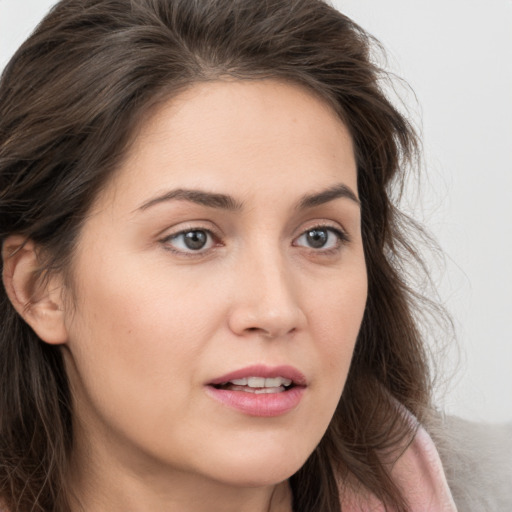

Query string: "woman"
[[0, 0, 491, 511]]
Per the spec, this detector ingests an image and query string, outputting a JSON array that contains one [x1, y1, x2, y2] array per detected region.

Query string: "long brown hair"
[[0, 0, 434, 510]]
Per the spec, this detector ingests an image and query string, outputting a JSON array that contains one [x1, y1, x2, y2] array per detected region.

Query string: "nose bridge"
[[228, 235, 305, 338]]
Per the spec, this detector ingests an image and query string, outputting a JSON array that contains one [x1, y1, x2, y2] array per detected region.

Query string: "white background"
[[1, 0, 511, 423]]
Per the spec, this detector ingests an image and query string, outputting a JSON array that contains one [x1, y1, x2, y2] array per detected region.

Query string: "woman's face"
[[61, 80, 367, 489]]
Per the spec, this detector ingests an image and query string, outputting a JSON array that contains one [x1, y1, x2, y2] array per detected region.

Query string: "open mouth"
[[211, 376, 295, 394], [206, 368, 306, 416]]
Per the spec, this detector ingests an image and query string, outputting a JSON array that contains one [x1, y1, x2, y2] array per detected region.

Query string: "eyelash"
[[159, 225, 221, 257], [293, 225, 350, 254], [159, 224, 350, 257]]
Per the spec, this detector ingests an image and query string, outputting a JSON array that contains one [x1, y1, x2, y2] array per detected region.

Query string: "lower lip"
[[205, 386, 305, 417]]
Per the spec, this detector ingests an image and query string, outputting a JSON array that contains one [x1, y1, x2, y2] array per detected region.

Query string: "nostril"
[[243, 325, 298, 338], [245, 326, 276, 337], [228, 301, 305, 339]]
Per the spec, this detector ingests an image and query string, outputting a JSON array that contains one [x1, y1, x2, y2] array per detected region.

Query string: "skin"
[[6, 80, 368, 511]]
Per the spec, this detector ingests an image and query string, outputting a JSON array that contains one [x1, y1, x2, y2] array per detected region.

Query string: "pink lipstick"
[[205, 365, 307, 417]]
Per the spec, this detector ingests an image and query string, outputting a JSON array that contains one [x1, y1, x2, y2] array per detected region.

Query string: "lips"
[[208, 364, 307, 387], [205, 365, 307, 417]]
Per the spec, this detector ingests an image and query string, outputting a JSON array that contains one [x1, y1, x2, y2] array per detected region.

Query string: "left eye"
[[165, 229, 216, 253], [294, 227, 344, 250]]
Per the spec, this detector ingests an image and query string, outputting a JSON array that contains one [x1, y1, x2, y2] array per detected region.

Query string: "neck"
[[70, 469, 292, 512], [68, 430, 293, 512]]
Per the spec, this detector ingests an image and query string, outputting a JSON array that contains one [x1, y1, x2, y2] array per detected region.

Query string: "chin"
[[197, 441, 312, 488], [213, 465, 299, 489]]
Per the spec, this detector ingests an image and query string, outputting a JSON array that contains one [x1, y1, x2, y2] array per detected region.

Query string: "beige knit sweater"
[[428, 414, 512, 511]]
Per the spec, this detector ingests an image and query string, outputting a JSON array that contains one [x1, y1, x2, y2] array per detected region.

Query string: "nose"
[[227, 249, 306, 339]]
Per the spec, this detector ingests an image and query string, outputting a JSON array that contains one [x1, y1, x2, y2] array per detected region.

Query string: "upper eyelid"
[[159, 221, 220, 239], [158, 220, 350, 239], [294, 221, 350, 241], [159, 227, 347, 257], [159, 224, 219, 242], [167, 228, 215, 241], [159, 227, 220, 256], [293, 225, 349, 247]]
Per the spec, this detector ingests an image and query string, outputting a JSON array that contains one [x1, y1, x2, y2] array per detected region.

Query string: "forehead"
[[96, 79, 357, 211]]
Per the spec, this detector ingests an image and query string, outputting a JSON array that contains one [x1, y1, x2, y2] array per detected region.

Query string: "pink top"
[[341, 424, 457, 511]]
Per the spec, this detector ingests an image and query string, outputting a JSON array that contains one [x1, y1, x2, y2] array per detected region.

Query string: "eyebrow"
[[138, 188, 243, 212], [296, 183, 360, 209], [137, 182, 359, 212]]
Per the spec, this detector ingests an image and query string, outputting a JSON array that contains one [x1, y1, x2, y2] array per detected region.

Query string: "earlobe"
[[2, 235, 68, 345]]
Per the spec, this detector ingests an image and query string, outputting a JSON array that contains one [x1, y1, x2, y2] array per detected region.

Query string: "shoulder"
[[426, 413, 512, 512], [338, 408, 512, 511], [339, 417, 457, 511]]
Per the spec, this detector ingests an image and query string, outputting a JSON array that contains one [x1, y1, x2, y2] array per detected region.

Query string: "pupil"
[[307, 229, 328, 248], [184, 230, 207, 250]]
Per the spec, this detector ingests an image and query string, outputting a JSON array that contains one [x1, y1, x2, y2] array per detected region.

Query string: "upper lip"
[[208, 364, 307, 387]]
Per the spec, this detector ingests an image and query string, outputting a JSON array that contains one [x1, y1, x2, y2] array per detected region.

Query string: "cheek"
[[63, 248, 231, 410], [312, 266, 367, 387], [62, 273, 223, 466]]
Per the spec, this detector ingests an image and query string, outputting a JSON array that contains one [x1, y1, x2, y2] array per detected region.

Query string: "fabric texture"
[[427, 414, 512, 512], [340, 423, 458, 511], [340, 413, 512, 512]]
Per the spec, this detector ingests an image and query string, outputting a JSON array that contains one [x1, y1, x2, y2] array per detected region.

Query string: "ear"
[[2, 235, 68, 345]]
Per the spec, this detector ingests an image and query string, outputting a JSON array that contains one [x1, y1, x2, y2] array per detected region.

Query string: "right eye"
[[293, 224, 349, 253], [162, 229, 217, 254]]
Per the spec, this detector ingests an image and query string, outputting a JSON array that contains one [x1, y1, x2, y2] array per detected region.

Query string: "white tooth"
[[264, 377, 292, 387], [230, 378, 248, 385], [254, 387, 284, 394], [264, 377, 282, 387], [229, 385, 256, 393], [247, 376, 265, 388], [233, 376, 292, 388]]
